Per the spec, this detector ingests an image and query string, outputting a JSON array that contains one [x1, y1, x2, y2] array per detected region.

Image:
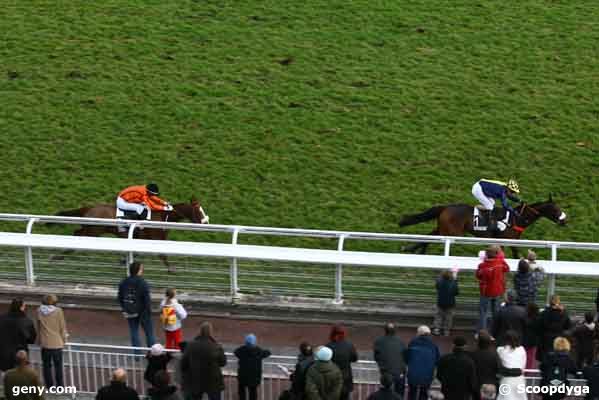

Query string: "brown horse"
[[54, 197, 209, 272], [398, 197, 567, 257]]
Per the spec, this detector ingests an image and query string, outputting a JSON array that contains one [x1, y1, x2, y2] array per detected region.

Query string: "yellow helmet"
[[507, 179, 520, 193]]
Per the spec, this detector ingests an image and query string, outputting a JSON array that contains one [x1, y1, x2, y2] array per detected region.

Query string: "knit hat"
[[315, 346, 333, 362], [151, 344, 165, 356], [245, 334, 257, 346]]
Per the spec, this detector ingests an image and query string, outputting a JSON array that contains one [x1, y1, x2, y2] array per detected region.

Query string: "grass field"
[[1, 1, 599, 305]]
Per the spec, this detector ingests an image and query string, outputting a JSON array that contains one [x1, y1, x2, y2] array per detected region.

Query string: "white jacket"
[[159, 299, 188, 331]]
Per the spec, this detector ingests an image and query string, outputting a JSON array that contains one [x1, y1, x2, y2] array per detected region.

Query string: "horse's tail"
[[399, 206, 446, 227]]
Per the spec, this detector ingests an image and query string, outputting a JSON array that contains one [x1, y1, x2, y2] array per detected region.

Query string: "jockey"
[[471, 179, 521, 230], [116, 183, 173, 219]]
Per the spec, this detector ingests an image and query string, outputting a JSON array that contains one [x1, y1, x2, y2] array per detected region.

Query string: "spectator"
[[583, 356, 599, 400], [492, 290, 527, 346], [405, 326, 440, 400], [537, 295, 571, 362], [305, 346, 343, 400], [522, 303, 541, 370], [0, 299, 36, 373], [160, 288, 187, 350], [469, 330, 500, 398], [37, 294, 68, 389], [496, 331, 526, 400], [234, 334, 271, 400], [291, 342, 315, 400], [572, 311, 598, 369], [144, 344, 172, 387], [180, 322, 226, 400], [437, 337, 478, 400], [326, 325, 358, 400], [148, 370, 182, 400], [373, 322, 407, 398], [513, 259, 544, 307], [96, 368, 139, 400], [540, 337, 578, 400], [480, 384, 497, 400], [367, 373, 402, 400], [3, 350, 44, 400], [433, 269, 459, 337], [476, 245, 510, 333], [118, 262, 155, 349]]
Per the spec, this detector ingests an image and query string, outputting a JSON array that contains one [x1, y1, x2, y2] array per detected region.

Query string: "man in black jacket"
[[181, 322, 227, 400], [437, 337, 478, 400], [373, 323, 407, 399], [118, 262, 155, 349], [0, 299, 37, 373], [96, 368, 140, 400], [368, 373, 402, 400], [492, 290, 527, 346]]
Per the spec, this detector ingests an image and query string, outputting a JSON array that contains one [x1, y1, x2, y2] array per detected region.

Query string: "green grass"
[[1, 1, 599, 307]]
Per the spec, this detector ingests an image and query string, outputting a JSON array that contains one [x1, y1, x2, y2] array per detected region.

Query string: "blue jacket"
[[478, 180, 520, 212], [405, 336, 440, 385], [118, 275, 152, 318], [436, 277, 459, 309]]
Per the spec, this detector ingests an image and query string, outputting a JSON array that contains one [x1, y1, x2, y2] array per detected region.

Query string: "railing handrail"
[[1, 212, 598, 249]]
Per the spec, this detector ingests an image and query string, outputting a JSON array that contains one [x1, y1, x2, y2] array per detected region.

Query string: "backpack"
[[122, 281, 140, 317], [160, 305, 177, 326], [543, 353, 568, 387]]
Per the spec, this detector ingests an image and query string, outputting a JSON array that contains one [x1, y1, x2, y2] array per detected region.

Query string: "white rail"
[[1, 213, 598, 303]]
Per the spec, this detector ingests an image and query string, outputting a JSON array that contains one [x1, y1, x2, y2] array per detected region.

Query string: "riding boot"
[[138, 209, 148, 220], [487, 213, 498, 232]]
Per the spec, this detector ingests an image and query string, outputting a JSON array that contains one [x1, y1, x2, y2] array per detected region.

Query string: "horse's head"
[[172, 197, 210, 224], [524, 195, 567, 227]]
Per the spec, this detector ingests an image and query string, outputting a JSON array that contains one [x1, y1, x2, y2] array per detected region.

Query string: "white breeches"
[[116, 197, 145, 214], [472, 183, 495, 210]]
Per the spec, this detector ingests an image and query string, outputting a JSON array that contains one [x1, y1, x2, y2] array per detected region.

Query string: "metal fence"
[[24, 343, 589, 400], [1, 214, 599, 309]]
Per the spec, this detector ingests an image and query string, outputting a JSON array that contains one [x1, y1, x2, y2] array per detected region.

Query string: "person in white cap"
[[144, 343, 172, 387], [305, 346, 343, 400], [405, 326, 440, 400]]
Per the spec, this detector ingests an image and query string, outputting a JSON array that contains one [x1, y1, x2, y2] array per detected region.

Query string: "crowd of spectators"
[[2, 250, 599, 400]]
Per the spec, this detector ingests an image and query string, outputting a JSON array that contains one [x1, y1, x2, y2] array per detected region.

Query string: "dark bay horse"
[[398, 197, 567, 256], [54, 197, 209, 272]]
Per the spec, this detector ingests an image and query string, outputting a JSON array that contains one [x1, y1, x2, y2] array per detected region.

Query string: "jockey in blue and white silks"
[[472, 179, 521, 214]]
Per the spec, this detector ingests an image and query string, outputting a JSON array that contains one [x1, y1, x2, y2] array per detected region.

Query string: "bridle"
[[512, 203, 539, 233]]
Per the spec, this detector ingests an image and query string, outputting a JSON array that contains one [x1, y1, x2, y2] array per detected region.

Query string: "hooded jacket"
[[305, 360, 343, 400], [37, 305, 67, 349], [476, 257, 510, 297], [405, 335, 440, 386]]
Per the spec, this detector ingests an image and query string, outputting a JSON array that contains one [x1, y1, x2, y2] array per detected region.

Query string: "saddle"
[[116, 208, 151, 232], [473, 208, 510, 232]]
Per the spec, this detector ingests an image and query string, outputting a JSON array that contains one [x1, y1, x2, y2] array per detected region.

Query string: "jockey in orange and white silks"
[[116, 184, 172, 217]]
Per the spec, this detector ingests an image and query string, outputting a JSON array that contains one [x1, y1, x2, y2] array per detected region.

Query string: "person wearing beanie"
[[144, 343, 172, 387], [291, 342, 315, 400], [234, 333, 271, 400], [367, 373, 402, 400], [305, 346, 343, 400], [437, 337, 477, 400], [326, 325, 358, 400], [405, 326, 440, 400]]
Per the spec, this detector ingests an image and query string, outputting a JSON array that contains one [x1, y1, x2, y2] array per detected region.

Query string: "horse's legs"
[[159, 254, 175, 274], [402, 229, 439, 254]]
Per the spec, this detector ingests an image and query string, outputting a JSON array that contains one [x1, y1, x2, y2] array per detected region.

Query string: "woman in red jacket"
[[476, 245, 510, 333]]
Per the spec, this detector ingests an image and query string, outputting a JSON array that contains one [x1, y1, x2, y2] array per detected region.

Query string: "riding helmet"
[[146, 183, 160, 195], [507, 179, 520, 193]]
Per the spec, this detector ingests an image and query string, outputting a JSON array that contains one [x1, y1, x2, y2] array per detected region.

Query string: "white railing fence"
[[25, 343, 588, 400], [1, 214, 599, 307]]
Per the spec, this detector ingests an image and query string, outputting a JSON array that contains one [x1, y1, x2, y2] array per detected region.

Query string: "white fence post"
[[444, 238, 451, 257], [68, 343, 76, 399], [230, 228, 240, 299], [546, 244, 558, 305], [126, 223, 138, 274], [24, 218, 38, 285], [334, 235, 346, 304]]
